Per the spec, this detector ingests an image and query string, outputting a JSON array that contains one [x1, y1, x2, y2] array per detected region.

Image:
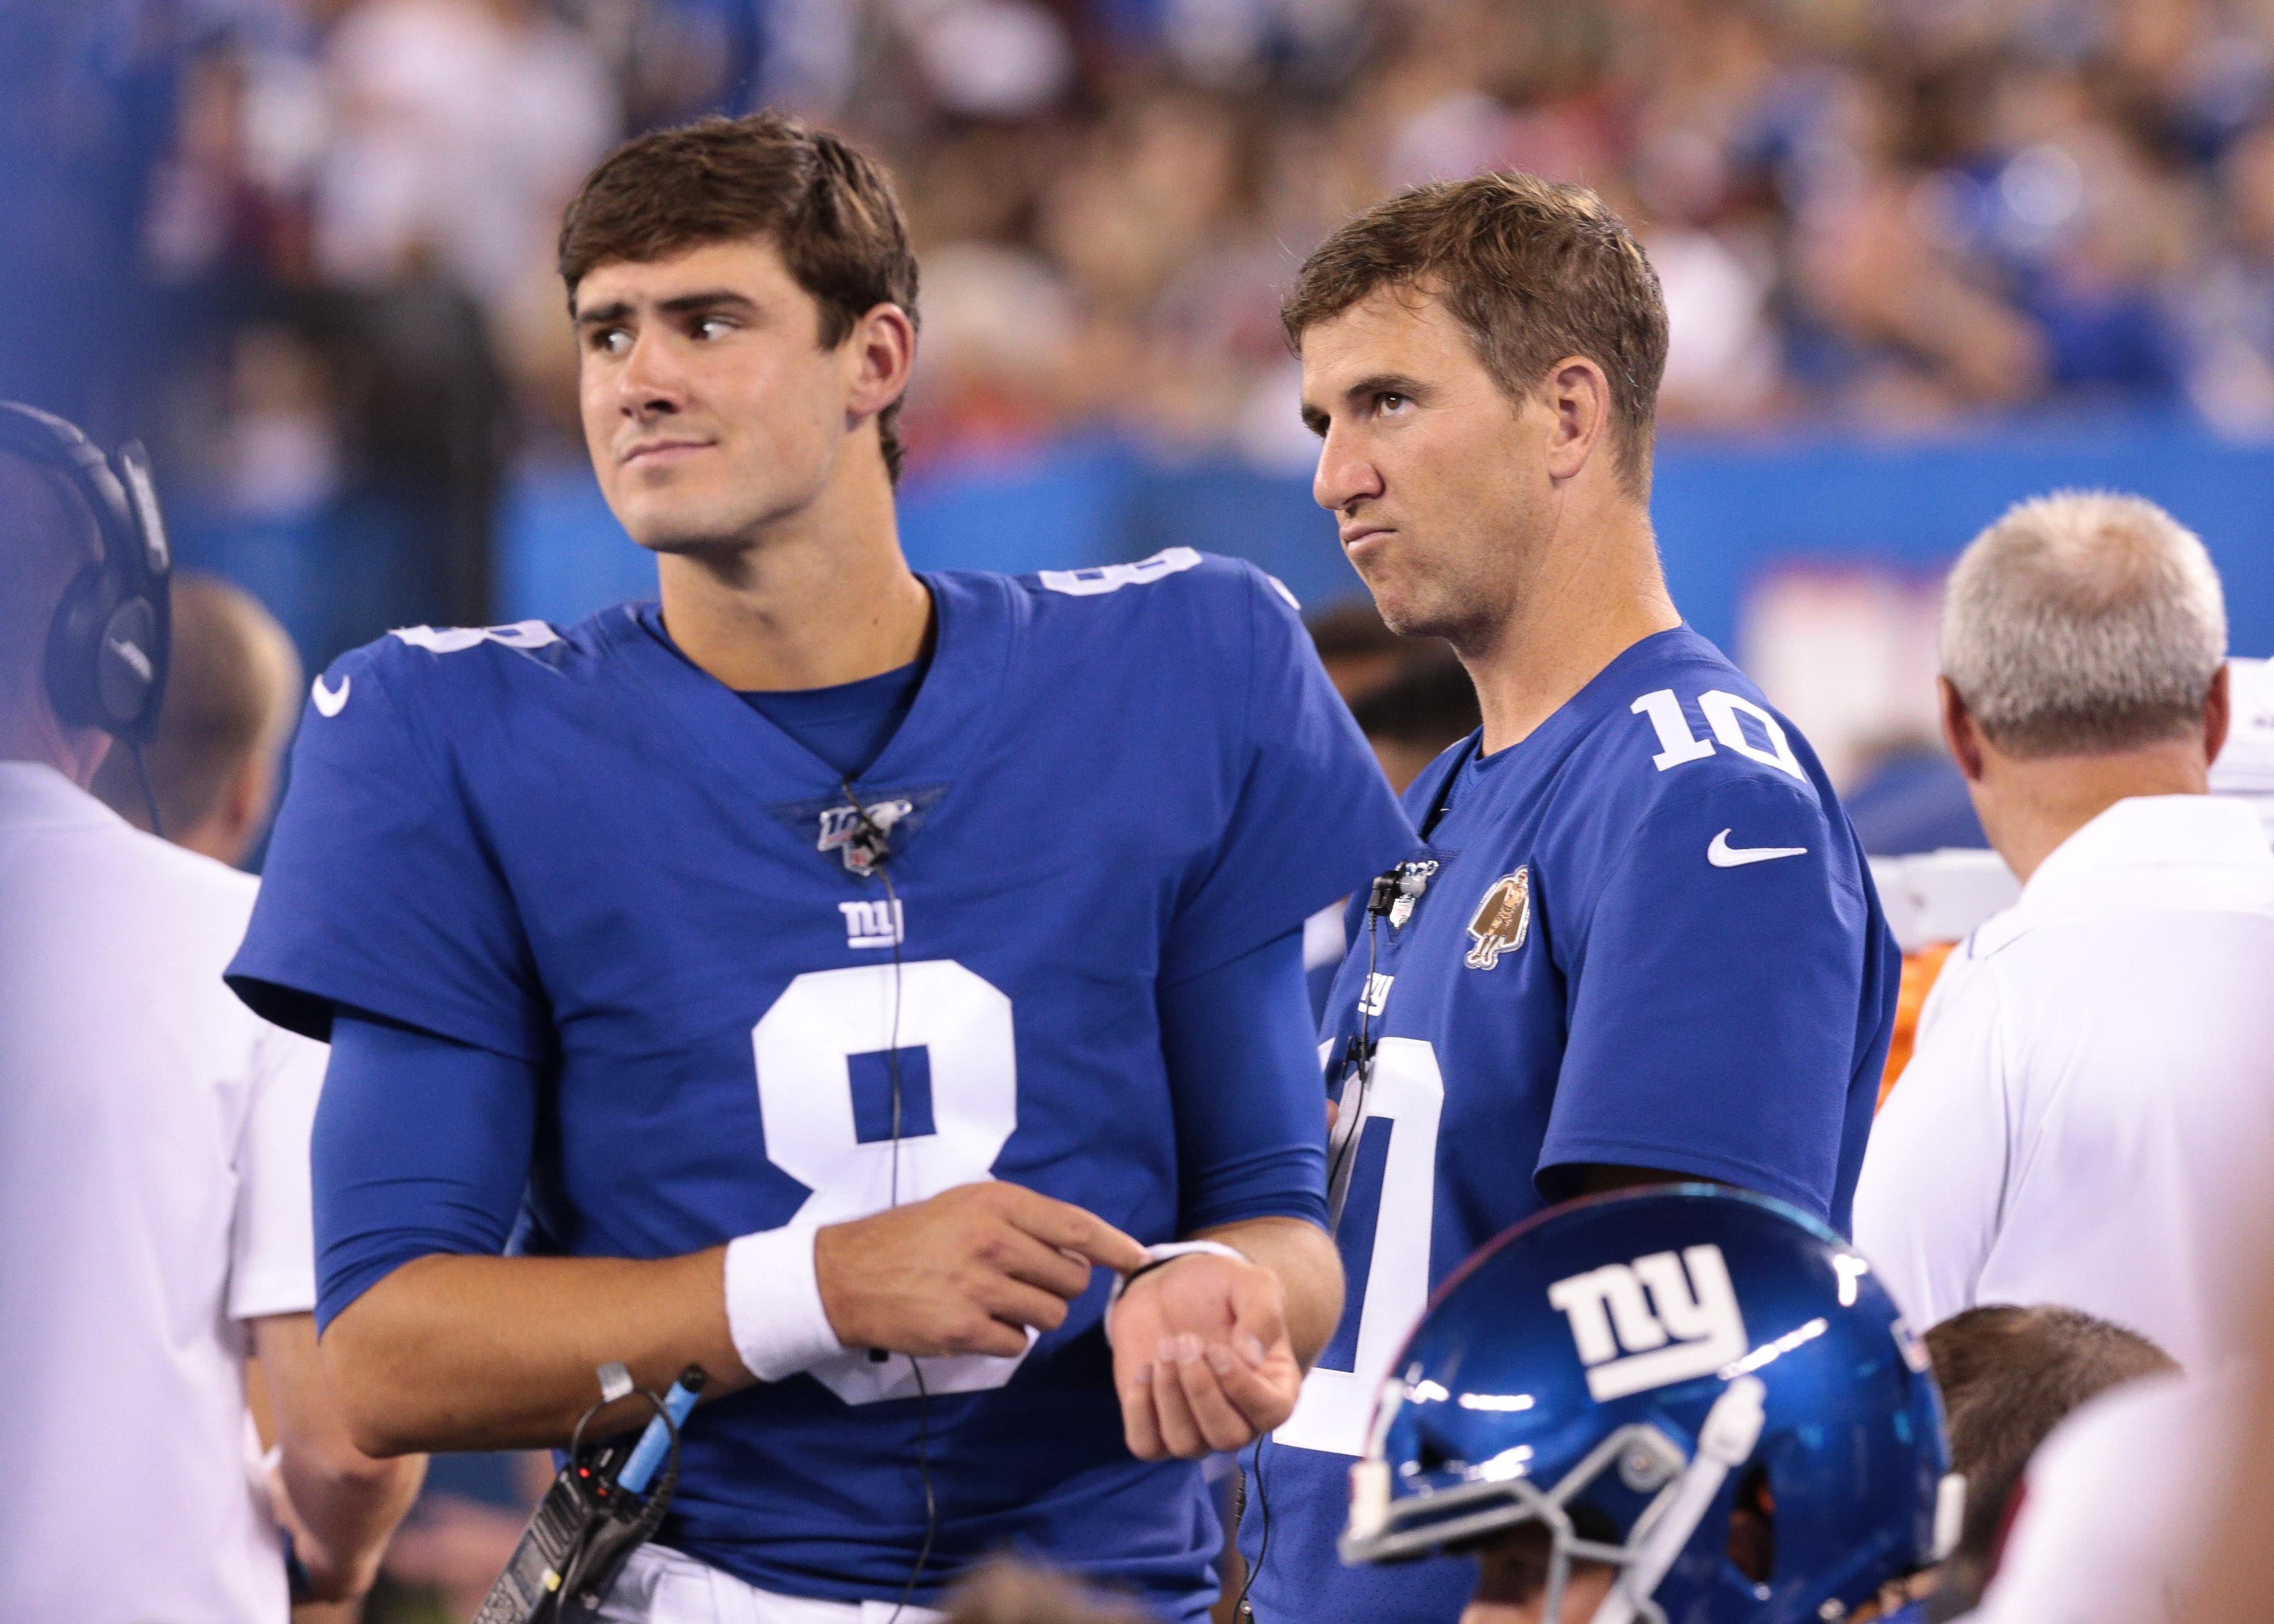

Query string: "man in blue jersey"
[[1235, 174, 1899, 1623], [225, 114, 1414, 1622]]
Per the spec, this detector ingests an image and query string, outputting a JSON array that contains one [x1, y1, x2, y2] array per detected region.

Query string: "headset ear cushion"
[[95, 596, 162, 738], [43, 563, 111, 730]]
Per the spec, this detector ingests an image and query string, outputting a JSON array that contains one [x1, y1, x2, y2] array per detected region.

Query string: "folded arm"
[[1111, 928, 1346, 1459], [314, 1014, 1144, 1455]]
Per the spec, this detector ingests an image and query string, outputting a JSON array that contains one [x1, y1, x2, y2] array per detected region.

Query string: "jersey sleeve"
[[225, 1017, 327, 1320], [1161, 568, 1416, 982], [226, 646, 550, 1062], [1850, 954, 2009, 1329], [313, 1013, 538, 1330], [1158, 928, 1329, 1234], [1539, 769, 1880, 1218]]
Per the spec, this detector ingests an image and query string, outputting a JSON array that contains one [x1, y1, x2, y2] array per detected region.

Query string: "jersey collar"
[[599, 570, 1015, 800]]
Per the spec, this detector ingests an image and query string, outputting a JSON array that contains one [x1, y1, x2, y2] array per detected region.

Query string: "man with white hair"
[[1855, 490, 2274, 1371]]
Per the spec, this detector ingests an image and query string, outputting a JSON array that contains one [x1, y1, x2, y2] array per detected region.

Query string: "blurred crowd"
[[14, 0, 2274, 661]]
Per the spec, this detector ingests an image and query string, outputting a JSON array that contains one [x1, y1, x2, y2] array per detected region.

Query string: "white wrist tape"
[[1107, 1239, 1248, 1311], [724, 1225, 845, 1382]]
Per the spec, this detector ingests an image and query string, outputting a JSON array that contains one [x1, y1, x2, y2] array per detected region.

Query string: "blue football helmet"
[[1341, 1187, 1959, 1624]]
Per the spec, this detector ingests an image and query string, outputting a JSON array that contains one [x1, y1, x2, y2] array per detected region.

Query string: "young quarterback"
[[1239, 173, 1898, 1624], [227, 114, 1411, 1622]]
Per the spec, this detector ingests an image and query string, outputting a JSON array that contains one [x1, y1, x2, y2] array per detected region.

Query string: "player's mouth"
[[621, 438, 715, 467], [1340, 523, 1395, 560]]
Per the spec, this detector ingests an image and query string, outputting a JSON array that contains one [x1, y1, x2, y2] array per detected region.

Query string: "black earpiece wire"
[[130, 740, 163, 839], [843, 779, 939, 1624]]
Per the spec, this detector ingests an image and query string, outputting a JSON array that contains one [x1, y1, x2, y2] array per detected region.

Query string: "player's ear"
[[843, 302, 916, 424], [2204, 660, 2231, 768], [1539, 357, 1610, 485], [1938, 677, 1986, 782]]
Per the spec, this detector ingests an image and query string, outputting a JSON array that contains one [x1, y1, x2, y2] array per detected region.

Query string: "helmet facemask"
[[1345, 1376, 1769, 1624]]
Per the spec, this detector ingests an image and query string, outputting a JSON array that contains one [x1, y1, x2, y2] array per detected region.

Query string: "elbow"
[[319, 1296, 438, 1458], [324, 1342, 426, 1459], [290, 1426, 417, 1486]]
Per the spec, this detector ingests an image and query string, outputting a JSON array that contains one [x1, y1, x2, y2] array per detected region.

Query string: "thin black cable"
[[1231, 1432, 1273, 1619], [130, 741, 163, 839], [1325, 905, 1386, 1217], [846, 780, 939, 1624]]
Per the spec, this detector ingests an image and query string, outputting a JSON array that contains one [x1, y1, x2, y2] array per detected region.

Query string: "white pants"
[[596, 1544, 950, 1624]]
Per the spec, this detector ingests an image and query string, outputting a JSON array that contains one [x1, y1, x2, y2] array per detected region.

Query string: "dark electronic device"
[[473, 1365, 706, 1624], [0, 400, 174, 833]]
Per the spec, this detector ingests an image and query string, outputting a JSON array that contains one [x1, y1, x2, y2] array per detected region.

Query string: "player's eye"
[[589, 327, 631, 356], [692, 317, 737, 341], [1375, 392, 1411, 416]]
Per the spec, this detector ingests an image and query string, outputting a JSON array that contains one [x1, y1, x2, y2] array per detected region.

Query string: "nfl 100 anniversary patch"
[[770, 785, 949, 876], [1464, 868, 1531, 970]]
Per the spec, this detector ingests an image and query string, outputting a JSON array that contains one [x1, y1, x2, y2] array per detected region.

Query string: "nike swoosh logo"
[[1707, 828, 1807, 867], [311, 674, 350, 718]]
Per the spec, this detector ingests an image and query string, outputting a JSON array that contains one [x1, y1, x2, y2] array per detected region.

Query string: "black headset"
[[0, 401, 173, 745]]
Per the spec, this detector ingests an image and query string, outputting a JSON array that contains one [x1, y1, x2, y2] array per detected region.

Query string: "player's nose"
[[1312, 424, 1385, 513], [615, 329, 691, 418]]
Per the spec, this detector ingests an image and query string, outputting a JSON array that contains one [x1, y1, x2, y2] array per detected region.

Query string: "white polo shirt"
[[0, 762, 326, 1623], [1854, 794, 2274, 1369]]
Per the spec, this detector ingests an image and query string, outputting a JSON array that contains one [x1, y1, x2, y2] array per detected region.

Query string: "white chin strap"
[[1588, 1375, 1768, 1624]]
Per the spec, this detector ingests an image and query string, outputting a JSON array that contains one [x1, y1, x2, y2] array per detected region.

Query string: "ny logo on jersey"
[[817, 799, 914, 874], [1546, 1244, 1748, 1401], [839, 899, 905, 950], [1464, 869, 1531, 970]]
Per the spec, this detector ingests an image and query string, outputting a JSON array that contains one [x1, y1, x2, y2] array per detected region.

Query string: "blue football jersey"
[[226, 549, 1414, 1617], [1240, 626, 1899, 1624]]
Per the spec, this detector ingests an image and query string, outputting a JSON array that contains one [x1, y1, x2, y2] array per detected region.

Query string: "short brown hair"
[[1925, 1304, 2176, 1607], [1282, 173, 1668, 494], [558, 113, 921, 482]]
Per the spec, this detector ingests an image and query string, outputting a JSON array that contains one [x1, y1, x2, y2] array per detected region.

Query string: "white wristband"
[[1107, 1239, 1248, 1311], [724, 1226, 846, 1382]]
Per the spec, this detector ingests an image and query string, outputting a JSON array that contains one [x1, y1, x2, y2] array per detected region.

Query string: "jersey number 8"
[[753, 960, 1026, 1406]]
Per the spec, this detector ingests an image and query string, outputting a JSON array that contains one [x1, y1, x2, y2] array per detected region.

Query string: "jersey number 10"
[[1630, 687, 1806, 781], [1277, 1038, 1446, 1458]]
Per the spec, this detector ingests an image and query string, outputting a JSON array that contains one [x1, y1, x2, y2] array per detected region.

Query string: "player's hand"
[[815, 1182, 1148, 1359], [1107, 1250, 1302, 1460], [265, 1458, 381, 1602]]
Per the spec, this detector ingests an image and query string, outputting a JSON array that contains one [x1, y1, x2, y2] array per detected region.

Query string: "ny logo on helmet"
[[1546, 1245, 1748, 1401]]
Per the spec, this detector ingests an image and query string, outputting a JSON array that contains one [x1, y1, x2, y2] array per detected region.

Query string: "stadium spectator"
[[1921, 1304, 2177, 1619], [0, 413, 422, 1622], [91, 571, 303, 864], [1855, 492, 2274, 1371]]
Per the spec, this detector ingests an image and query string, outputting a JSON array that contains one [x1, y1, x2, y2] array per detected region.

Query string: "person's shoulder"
[[998, 546, 1293, 636], [1564, 627, 1833, 825], [334, 612, 608, 691], [82, 818, 262, 957], [986, 549, 1306, 715], [310, 610, 628, 745]]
